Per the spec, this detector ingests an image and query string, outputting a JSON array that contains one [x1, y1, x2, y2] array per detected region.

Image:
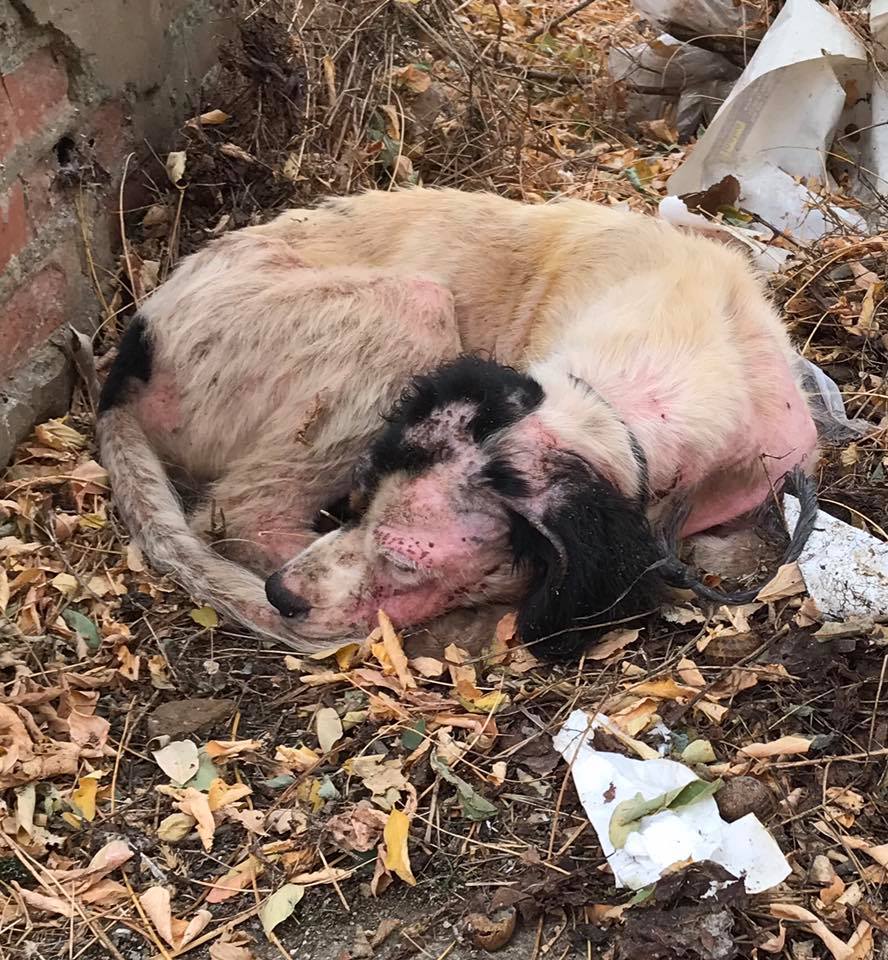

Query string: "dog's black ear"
[[509, 460, 662, 661]]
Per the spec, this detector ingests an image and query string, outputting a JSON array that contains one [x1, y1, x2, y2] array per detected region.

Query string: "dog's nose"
[[265, 572, 311, 619]]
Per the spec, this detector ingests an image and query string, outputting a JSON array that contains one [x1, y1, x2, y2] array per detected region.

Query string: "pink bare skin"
[[270, 448, 526, 639]]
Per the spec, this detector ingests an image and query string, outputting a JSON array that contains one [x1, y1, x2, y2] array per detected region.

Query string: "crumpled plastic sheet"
[[633, 0, 766, 41], [785, 494, 888, 622], [613, 0, 888, 236], [608, 35, 739, 138], [797, 357, 873, 444]]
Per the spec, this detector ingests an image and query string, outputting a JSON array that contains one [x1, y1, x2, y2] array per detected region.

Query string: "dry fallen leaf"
[[585, 628, 640, 661], [165, 151, 187, 185], [176, 788, 216, 851], [382, 808, 416, 886], [157, 812, 196, 843], [275, 744, 320, 772], [205, 739, 263, 760], [153, 740, 200, 785], [376, 610, 416, 689], [260, 883, 305, 935], [445, 643, 482, 699], [740, 736, 813, 759], [316, 707, 344, 754], [206, 856, 264, 904], [756, 562, 806, 601], [187, 108, 231, 127], [208, 778, 252, 812], [769, 903, 867, 960]]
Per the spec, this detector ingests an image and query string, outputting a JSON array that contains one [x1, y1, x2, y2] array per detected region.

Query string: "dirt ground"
[[2, 1, 888, 959]]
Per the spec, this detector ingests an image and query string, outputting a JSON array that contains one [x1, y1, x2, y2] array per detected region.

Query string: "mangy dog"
[[97, 188, 819, 657]]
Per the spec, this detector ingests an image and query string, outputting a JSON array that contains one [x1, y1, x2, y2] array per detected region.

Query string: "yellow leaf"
[[78, 513, 107, 530], [626, 677, 697, 701], [334, 643, 360, 669], [295, 777, 324, 813], [274, 744, 320, 772], [382, 808, 416, 885], [157, 812, 196, 842], [462, 691, 509, 714], [376, 610, 416, 689], [34, 418, 87, 451], [71, 777, 98, 821], [61, 811, 82, 829], [445, 643, 482, 699], [190, 606, 219, 629], [208, 778, 253, 812], [50, 572, 79, 596]]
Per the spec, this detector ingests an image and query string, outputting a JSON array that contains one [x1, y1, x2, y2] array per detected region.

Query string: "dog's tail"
[[96, 322, 334, 654]]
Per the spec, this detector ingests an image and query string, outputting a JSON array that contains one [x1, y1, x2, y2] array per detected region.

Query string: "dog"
[[97, 187, 819, 657]]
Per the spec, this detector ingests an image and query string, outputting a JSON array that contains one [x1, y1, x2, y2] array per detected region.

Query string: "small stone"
[[716, 776, 776, 823], [147, 698, 235, 740], [464, 905, 517, 952]]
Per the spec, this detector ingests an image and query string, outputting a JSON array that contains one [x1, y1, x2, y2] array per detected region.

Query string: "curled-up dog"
[[97, 188, 819, 657]]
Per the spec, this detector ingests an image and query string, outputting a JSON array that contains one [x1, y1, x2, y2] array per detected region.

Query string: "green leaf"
[[184, 749, 220, 791], [680, 740, 716, 764], [609, 778, 723, 850], [260, 883, 305, 935], [260, 774, 296, 791], [430, 752, 498, 822], [62, 609, 101, 649], [400, 719, 426, 751], [190, 606, 219, 629]]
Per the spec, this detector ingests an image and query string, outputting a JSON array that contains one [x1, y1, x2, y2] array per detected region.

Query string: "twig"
[[527, 0, 597, 41]]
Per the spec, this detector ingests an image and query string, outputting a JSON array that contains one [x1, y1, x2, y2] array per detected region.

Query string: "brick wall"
[[0, 0, 238, 465]]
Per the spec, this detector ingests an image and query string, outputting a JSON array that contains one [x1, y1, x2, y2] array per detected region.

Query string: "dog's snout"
[[265, 571, 311, 619]]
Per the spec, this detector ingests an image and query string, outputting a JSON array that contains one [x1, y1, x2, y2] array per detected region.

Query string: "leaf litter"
[[2, 0, 888, 957]]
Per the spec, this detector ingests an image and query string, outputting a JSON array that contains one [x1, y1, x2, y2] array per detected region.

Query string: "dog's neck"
[[528, 363, 648, 501]]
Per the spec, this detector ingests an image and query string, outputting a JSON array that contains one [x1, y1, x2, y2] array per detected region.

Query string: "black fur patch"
[[361, 356, 544, 494], [311, 494, 359, 533], [98, 314, 153, 413], [509, 453, 662, 660]]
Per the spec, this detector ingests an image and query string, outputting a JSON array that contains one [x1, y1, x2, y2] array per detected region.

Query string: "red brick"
[[0, 263, 67, 379], [87, 99, 130, 173], [0, 48, 70, 163], [0, 183, 28, 273], [20, 157, 58, 229]]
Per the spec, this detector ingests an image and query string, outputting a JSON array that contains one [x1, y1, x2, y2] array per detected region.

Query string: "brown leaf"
[[585, 628, 640, 661], [680, 175, 741, 217], [445, 643, 482, 699], [206, 856, 264, 904], [392, 63, 431, 93], [756, 562, 806, 602]]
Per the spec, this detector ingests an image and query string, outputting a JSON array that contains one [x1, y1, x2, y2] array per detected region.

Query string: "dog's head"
[[265, 356, 661, 657]]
